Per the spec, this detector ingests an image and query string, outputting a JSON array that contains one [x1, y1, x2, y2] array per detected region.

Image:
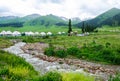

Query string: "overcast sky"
[[0, 0, 120, 20]]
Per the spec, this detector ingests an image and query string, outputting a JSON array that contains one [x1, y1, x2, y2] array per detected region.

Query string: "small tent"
[[40, 32, 46, 36], [12, 31, 21, 36], [47, 32, 52, 36]]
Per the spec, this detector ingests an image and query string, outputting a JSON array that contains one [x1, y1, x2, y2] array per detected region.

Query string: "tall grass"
[[62, 72, 95, 81], [0, 25, 81, 33], [108, 73, 120, 81], [0, 38, 13, 48], [0, 50, 39, 80]]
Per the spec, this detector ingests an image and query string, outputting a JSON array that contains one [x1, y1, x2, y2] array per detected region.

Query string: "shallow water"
[[4, 42, 87, 74]]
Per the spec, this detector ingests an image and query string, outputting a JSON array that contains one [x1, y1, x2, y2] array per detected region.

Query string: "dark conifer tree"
[[81, 21, 85, 33], [68, 19, 72, 36]]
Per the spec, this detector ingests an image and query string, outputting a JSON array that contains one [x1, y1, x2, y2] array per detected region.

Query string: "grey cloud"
[[21, 0, 27, 1], [36, 0, 63, 4], [0, 6, 10, 12], [79, 1, 112, 17], [50, 0, 63, 3]]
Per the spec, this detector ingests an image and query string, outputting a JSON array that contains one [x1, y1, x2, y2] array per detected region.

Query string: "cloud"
[[36, 0, 63, 3], [0, 0, 120, 20], [0, 6, 11, 16], [0, 6, 10, 13]]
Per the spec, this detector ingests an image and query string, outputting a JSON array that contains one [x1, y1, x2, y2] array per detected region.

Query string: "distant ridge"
[[76, 8, 120, 27], [0, 8, 120, 28]]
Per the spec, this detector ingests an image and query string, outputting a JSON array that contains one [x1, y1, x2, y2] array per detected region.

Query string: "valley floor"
[[3, 42, 120, 81]]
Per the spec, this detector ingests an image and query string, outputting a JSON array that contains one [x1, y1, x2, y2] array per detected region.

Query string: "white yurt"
[[25, 31, 34, 36], [6, 31, 12, 36], [40, 32, 46, 36], [34, 32, 39, 36], [0, 30, 6, 36], [24, 32, 28, 36], [28, 31, 34, 36], [62, 32, 65, 34], [12, 31, 21, 36], [47, 32, 52, 36], [58, 32, 62, 35]]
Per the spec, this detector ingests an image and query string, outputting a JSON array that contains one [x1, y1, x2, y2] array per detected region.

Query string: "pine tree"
[[81, 21, 85, 33], [68, 19, 72, 36]]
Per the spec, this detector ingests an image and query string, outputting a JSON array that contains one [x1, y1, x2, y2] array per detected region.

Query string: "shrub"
[[42, 72, 62, 81], [0, 77, 3, 81], [0, 68, 9, 75], [100, 49, 113, 60], [116, 48, 120, 53], [42, 35, 49, 39], [22, 36, 35, 43], [108, 73, 120, 81], [113, 53, 120, 64], [92, 44, 104, 51], [55, 49, 67, 58], [62, 72, 95, 81], [67, 47, 80, 56], [44, 47, 55, 56], [77, 53, 89, 59], [105, 42, 111, 48]]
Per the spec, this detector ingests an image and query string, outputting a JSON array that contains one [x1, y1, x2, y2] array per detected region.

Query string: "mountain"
[[0, 13, 82, 27], [1, 8, 120, 28], [71, 17, 81, 24], [0, 16, 20, 24], [21, 14, 41, 21], [60, 17, 68, 21], [100, 13, 120, 26], [24, 14, 67, 26], [95, 8, 120, 23], [76, 8, 120, 27]]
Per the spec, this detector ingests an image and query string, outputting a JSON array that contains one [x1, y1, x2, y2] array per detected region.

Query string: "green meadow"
[[0, 26, 120, 81], [0, 26, 81, 33], [0, 34, 95, 81]]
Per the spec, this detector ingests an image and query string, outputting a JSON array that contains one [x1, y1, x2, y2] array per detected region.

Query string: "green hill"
[[101, 13, 120, 26], [24, 14, 66, 26], [0, 16, 20, 24], [20, 14, 41, 22], [76, 8, 120, 27]]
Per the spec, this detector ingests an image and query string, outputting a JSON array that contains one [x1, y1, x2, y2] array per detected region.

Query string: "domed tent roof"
[[0, 30, 6, 35], [34, 32, 39, 35], [6, 31, 12, 35], [12, 31, 21, 36], [47, 32, 52, 36], [25, 31, 34, 36], [40, 32, 46, 36]]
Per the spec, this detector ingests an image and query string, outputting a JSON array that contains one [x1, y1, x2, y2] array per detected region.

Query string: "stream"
[[3, 42, 87, 74], [4, 42, 119, 81]]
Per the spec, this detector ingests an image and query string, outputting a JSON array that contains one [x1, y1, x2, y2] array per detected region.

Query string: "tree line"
[[0, 22, 24, 27], [68, 19, 97, 36]]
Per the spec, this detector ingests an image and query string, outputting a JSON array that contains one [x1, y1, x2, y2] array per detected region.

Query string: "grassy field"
[[1, 26, 120, 64], [10, 27, 119, 64], [0, 26, 120, 80], [0, 51, 95, 81], [0, 38, 13, 49], [62, 72, 95, 81], [0, 36, 95, 81], [0, 25, 81, 33], [98, 26, 120, 32]]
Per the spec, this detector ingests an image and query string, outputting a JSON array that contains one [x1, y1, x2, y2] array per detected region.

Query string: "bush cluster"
[[22, 36, 36, 43], [44, 47, 67, 58], [44, 42, 120, 64], [40, 72, 62, 81], [108, 73, 120, 81]]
